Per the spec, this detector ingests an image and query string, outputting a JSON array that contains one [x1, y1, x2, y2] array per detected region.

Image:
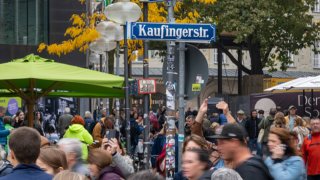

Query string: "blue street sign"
[[127, 22, 216, 43]]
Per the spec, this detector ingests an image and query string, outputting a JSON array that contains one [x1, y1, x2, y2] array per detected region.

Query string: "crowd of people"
[[0, 99, 318, 180]]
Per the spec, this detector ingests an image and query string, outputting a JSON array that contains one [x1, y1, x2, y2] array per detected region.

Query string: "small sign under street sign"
[[127, 22, 216, 43]]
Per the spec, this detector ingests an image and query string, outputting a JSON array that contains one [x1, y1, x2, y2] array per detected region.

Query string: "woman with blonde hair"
[[293, 117, 309, 149], [36, 146, 68, 175], [53, 170, 88, 180]]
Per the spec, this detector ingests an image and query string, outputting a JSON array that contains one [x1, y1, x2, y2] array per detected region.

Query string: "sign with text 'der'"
[[127, 22, 216, 43]]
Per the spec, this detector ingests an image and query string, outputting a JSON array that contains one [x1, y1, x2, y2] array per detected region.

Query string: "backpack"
[[245, 156, 273, 180]]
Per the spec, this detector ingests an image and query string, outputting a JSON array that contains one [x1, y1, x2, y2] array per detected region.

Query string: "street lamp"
[[105, 0, 142, 155]]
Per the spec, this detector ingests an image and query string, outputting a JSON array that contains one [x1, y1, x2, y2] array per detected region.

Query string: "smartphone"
[[105, 130, 117, 140], [207, 97, 224, 116]]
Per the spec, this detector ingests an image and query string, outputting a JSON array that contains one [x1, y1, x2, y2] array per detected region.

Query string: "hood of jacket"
[[68, 124, 85, 133]]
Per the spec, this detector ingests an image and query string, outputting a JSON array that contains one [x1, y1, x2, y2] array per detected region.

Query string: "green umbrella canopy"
[[0, 54, 125, 126]]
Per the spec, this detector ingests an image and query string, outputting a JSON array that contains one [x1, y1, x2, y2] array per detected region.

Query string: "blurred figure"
[[1, 127, 52, 180], [53, 170, 88, 180], [235, 110, 246, 128], [37, 146, 68, 175], [63, 115, 93, 160], [101, 137, 134, 177], [0, 145, 13, 177], [245, 110, 261, 155], [284, 105, 301, 131], [271, 112, 287, 129], [149, 111, 160, 132], [302, 118, 320, 180], [87, 149, 124, 180], [213, 123, 273, 180], [259, 108, 276, 157], [57, 107, 73, 137], [57, 138, 90, 177], [257, 110, 265, 120], [303, 117, 311, 131], [211, 168, 243, 180], [13, 110, 26, 128], [185, 115, 195, 137], [45, 125, 59, 145], [182, 148, 211, 180], [293, 117, 309, 150], [84, 111, 95, 134], [92, 116, 114, 147], [265, 128, 306, 180], [34, 111, 44, 136], [2, 116, 13, 153], [128, 169, 164, 180]]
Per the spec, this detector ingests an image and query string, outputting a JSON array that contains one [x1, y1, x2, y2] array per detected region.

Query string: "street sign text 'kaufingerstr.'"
[[127, 22, 216, 43]]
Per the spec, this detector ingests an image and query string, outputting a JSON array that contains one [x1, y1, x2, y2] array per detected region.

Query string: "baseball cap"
[[288, 105, 296, 110], [237, 110, 245, 114], [208, 123, 246, 140]]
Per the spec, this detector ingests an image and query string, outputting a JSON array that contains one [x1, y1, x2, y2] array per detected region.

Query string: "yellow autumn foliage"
[[38, 0, 215, 59]]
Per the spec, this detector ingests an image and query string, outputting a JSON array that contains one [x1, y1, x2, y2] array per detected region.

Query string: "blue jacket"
[[0, 164, 52, 180], [264, 156, 307, 180], [0, 119, 9, 146]]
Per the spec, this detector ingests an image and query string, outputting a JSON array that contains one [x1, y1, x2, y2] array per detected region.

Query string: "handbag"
[[257, 120, 266, 143]]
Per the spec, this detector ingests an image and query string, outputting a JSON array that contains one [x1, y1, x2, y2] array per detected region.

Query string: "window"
[[314, 42, 320, 68], [314, 0, 320, 13], [212, 48, 227, 64], [287, 51, 295, 67], [0, 0, 48, 45]]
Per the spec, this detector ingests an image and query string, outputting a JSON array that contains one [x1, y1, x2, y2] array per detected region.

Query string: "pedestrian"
[[0, 145, 13, 177], [34, 111, 45, 136], [293, 117, 309, 150], [258, 110, 265, 120], [245, 110, 261, 155], [2, 116, 13, 153], [284, 105, 301, 131], [301, 118, 320, 180], [88, 149, 124, 180], [211, 168, 243, 180], [258, 108, 276, 157], [13, 110, 27, 128], [57, 107, 73, 137], [0, 127, 52, 180], [57, 138, 90, 177], [84, 111, 95, 134], [213, 123, 273, 180], [271, 112, 287, 129], [45, 125, 59, 145], [182, 148, 211, 180], [92, 116, 114, 147], [185, 115, 195, 137], [100, 137, 134, 178], [53, 170, 87, 180], [63, 115, 93, 160], [265, 128, 306, 180], [128, 169, 164, 180], [236, 110, 246, 128], [36, 146, 68, 175]]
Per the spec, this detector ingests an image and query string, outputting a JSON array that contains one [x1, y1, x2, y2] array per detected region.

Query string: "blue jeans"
[[248, 138, 262, 156]]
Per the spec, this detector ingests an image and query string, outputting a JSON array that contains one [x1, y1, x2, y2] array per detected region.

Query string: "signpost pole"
[[142, 1, 151, 169], [124, 23, 131, 156], [165, 0, 177, 178], [178, 42, 186, 171]]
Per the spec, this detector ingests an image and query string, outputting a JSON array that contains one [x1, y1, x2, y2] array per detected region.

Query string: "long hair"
[[269, 128, 299, 156], [183, 134, 208, 153]]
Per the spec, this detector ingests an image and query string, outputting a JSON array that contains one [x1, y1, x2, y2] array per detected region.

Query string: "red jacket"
[[302, 132, 320, 175]]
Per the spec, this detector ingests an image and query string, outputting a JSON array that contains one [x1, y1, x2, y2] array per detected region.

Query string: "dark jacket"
[[84, 117, 95, 134], [57, 114, 73, 136], [0, 164, 52, 180], [0, 119, 9, 146], [98, 166, 124, 180], [245, 117, 261, 139], [258, 116, 274, 143]]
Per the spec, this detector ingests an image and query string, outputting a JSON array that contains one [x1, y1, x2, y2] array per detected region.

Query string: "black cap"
[[209, 123, 246, 140]]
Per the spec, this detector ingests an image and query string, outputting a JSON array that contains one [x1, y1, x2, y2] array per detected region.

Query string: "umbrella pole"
[[27, 101, 35, 128]]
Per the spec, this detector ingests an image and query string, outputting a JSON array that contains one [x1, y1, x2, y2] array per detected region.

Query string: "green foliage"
[[211, 0, 320, 73]]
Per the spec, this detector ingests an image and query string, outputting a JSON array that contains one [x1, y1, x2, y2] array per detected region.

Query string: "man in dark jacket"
[[0, 127, 52, 180], [245, 110, 261, 156], [57, 107, 73, 137]]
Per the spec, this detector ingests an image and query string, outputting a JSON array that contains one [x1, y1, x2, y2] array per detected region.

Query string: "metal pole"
[[165, 0, 177, 178], [115, 42, 121, 133], [105, 52, 109, 116], [237, 48, 242, 95], [178, 42, 186, 171], [303, 90, 306, 116], [311, 89, 314, 117], [142, 1, 151, 169], [217, 46, 223, 95], [124, 24, 131, 155]]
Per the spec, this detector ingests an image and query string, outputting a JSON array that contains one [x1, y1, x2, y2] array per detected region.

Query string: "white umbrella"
[[288, 75, 320, 90], [264, 77, 312, 92]]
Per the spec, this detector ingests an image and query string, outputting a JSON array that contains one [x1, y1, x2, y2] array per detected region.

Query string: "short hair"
[[128, 170, 164, 180], [57, 138, 82, 160], [64, 107, 71, 114], [84, 111, 92, 118], [71, 115, 85, 126], [258, 110, 264, 114], [211, 168, 243, 180], [311, 118, 320, 122], [3, 116, 12, 125], [9, 127, 41, 164], [87, 149, 112, 170], [53, 170, 87, 180], [39, 147, 68, 175]]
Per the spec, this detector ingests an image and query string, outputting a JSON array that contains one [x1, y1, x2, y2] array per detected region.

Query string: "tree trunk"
[[248, 40, 264, 75]]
